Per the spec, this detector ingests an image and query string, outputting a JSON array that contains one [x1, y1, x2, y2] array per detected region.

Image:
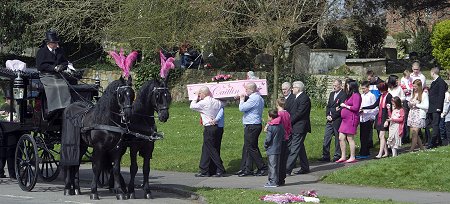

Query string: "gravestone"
[[292, 43, 310, 74], [255, 53, 274, 70]]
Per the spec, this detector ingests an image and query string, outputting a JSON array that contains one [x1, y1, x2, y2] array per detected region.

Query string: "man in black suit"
[[282, 82, 295, 114], [427, 67, 448, 148], [286, 81, 311, 175], [36, 30, 72, 113], [319, 79, 346, 162]]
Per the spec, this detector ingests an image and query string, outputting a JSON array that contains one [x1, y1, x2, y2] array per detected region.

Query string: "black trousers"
[[277, 140, 288, 185], [359, 120, 374, 156], [199, 125, 225, 175], [286, 133, 309, 173], [242, 124, 266, 172], [321, 122, 341, 160], [402, 100, 410, 143], [209, 127, 224, 175], [428, 112, 442, 148]]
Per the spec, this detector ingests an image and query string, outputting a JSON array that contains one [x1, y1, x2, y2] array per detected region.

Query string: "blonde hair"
[[403, 69, 410, 77], [412, 79, 423, 103]]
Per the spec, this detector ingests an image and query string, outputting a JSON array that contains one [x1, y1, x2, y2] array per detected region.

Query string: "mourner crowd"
[[189, 61, 449, 188]]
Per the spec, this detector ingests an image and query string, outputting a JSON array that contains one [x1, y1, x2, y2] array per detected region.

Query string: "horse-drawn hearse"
[[0, 64, 171, 200], [0, 67, 98, 191]]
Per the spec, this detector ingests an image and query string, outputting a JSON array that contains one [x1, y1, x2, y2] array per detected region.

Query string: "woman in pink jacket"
[[336, 79, 362, 163]]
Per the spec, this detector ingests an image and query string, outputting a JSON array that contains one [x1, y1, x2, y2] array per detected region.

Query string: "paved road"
[[0, 167, 199, 204], [3, 158, 450, 204]]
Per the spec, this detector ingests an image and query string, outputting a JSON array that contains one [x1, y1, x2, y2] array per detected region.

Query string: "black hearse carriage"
[[0, 67, 99, 191]]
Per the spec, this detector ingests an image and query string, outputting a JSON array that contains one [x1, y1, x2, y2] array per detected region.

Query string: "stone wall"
[[346, 58, 386, 76], [309, 49, 351, 74]]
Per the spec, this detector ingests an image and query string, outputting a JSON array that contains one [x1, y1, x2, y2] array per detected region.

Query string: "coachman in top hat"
[[35, 30, 72, 114]]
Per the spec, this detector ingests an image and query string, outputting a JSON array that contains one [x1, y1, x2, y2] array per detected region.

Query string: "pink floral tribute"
[[109, 48, 138, 78], [260, 190, 320, 203], [211, 74, 232, 82]]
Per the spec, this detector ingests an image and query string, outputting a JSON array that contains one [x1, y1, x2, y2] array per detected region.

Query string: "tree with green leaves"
[[431, 20, 450, 69], [0, 0, 32, 54]]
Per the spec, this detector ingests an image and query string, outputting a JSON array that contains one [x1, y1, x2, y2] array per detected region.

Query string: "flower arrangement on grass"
[[212, 74, 232, 82], [260, 190, 320, 203]]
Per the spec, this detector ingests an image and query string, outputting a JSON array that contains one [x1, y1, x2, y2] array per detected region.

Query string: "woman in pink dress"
[[336, 79, 362, 163]]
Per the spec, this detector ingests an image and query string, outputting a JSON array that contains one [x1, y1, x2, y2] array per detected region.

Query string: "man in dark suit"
[[36, 30, 72, 113], [319, 79, 346, 162], [277, 82, 294, 185], [286, 81, 311, 175], [427, 67, 448, 148]]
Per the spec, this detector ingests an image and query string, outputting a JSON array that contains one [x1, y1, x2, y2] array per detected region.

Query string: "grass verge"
[[322, 146, 450, 192], [193, 188, 411, 204]]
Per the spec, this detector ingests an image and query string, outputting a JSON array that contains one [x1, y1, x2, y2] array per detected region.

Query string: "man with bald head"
[[190, 86, 226, 177], [237, 82, 267, 177]]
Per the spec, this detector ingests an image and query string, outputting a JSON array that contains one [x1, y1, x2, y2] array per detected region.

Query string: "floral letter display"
[[187, 79, 267, 100]]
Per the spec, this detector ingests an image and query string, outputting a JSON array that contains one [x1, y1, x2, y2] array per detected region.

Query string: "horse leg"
[[142, 155, 153, 199], [63, 166, 75, 195], [90, 154, 101, 200], [112, 159, 126, 200], [74, 145, 87, 195], [128, 147, 138, 199]]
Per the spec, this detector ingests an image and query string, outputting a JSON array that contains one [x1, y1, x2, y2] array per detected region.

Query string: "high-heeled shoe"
[[335, 158, 346, 163]]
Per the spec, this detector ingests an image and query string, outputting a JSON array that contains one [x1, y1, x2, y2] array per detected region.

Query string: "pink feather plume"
[[109, 48, 138, 77], [160, 50, 175, 78]]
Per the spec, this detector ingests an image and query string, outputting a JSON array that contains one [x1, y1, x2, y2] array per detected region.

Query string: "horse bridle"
[[116, 85, 134, 122], [152, 86, 170, 112]]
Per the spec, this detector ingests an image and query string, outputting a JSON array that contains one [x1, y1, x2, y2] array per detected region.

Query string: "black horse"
[[61, 76, 135, 200], [126, 79, 171, 199]]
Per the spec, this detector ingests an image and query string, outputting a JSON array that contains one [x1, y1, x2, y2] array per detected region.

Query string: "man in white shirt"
[[358, 81, 378, 159], [190, 86, 225, 177], [410, 61, 426, 88]]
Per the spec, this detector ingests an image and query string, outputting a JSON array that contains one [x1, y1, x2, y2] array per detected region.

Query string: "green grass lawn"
[[194, 188, 411, 204], [121, 102, 367, 173], [322, 146, 450, 192]]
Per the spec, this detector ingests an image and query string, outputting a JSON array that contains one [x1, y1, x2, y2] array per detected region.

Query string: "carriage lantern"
[[13, 72, 25, 100]]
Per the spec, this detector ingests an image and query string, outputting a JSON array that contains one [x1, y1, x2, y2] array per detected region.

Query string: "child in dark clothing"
[[264, 109, 284, 188]]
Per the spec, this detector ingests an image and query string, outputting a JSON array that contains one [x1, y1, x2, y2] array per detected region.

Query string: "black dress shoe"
[[0, 174, 6, 178], [212, 173, 223, 177], [254, 170, 267, 176], [238, 172, 253, 177], [194, 173, 209, 177], [295, 169, 310, 174], [234, 170, 244, 175], [318, 157, 330, 162]]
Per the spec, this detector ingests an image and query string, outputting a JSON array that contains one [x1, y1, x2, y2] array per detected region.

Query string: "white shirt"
[[190, 96, 223, 126], [284, 93, 291, 100], [47, 45, 55, 53], [410, 72, 426, 88], [360, 91, 378, 122], [388, 86, 405, 101], [400, 77, 412, 101], [295, 91, 303, 98]]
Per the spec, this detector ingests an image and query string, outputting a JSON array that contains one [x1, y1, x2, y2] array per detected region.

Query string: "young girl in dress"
[[387, 96, 405, 157]]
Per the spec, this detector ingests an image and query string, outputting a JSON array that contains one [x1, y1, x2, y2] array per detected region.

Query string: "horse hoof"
[[90, 193, 99, 200], [116, 193, 127, 200], [145, 192, 153, 199], [74, 188, 82, 195], [128, 192, 136, 199], [64, 189, 74, 196]]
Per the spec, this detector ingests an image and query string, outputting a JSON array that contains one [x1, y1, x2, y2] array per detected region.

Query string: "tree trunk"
[[271, 45, 283, 107]]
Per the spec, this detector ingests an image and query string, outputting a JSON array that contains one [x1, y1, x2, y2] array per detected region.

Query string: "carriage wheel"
[[36, 136, 60, 182], [15, 134, 39, 191]]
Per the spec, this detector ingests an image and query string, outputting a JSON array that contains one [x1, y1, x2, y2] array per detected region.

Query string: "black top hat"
[[45, 30, 60, 43]]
